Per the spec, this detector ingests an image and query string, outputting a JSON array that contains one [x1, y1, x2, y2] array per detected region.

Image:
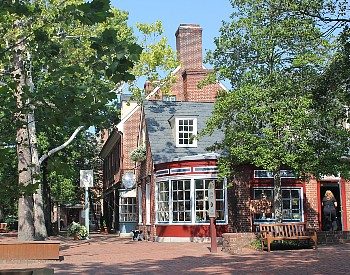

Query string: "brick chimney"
[[175, 24, 202, 70], [172, 24, 221, 102]]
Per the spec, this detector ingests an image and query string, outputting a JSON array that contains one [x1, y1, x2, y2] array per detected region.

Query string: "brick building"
[[100, 24, 350, 241]]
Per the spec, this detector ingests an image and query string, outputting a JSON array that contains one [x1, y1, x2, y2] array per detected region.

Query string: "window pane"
[[282, 190, 290, 198]]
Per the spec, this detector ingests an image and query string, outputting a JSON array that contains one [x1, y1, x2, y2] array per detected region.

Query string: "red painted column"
[[210, 218, 217, 253]]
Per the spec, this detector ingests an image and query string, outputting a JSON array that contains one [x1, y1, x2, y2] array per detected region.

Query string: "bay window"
[[156, 178, 226, 224]]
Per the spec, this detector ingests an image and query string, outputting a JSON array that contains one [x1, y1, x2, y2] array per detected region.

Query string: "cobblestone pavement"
[[1, 234, 350, 274]]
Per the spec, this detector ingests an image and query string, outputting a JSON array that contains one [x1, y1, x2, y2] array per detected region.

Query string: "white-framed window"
[[175, 118, 197, 147], [254, 170, 295, 179], [193, 166, 218, 173], [170, 167, 191, 174], [163, 95, 176, 102], [172, 180, 191, 222], [157, 181, 170, 222], [156, 178, 226, 224], [195, 179, 225, 223], [252, 187, 302, 223], [119, 197, 137, 222]]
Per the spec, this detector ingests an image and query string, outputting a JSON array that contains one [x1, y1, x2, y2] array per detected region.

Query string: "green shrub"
[[250, 238, 262, 250], [67, 222, 88, 240]]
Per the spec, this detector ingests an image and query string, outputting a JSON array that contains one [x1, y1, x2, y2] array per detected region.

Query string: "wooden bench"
[[0, 223, 8, 233], [259, 222, 317, 252]]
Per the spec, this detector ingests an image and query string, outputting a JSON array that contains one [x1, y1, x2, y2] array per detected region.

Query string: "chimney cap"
[[176, 24, 202, 37], [178, 23, 201, 28]]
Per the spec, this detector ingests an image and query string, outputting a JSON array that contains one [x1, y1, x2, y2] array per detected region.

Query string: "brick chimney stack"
[[175, 24, 202, 69]]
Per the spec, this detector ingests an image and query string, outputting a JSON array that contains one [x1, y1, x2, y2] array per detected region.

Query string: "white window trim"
[[254, 170, 295, 179], [175, 117, 197, 148], [155, 176, 228, 225], [193, 166, 218, 173], [138, 187, 143, 225], [146, 183, 151, 225], [155, 169, 169, 176], [169, 167, 191, 174]]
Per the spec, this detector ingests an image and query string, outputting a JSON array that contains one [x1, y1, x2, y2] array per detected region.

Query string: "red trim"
[[155, 160, 218, 171], [341, 178, 348, 230], [302, 180, 308, 223], [316, 181, 322, 228], [156, 224, 228, 237]]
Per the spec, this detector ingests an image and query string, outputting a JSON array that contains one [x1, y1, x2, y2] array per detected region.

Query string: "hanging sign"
[[80, 170, 94, 188]]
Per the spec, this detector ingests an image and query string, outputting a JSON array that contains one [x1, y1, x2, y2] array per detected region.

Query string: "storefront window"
[[252, 188, 302, 222], [157, 181, 169, 222], [119, 197, 137, 222], [172, 180, 191, 222], [156, 178, 226, 224], [195, 179, 225, 222]]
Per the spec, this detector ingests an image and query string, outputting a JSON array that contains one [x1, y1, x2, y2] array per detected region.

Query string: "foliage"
[[0, 148, 18, 219], [250, 238, 262, 250], [0, 0, 142, 240], [130, 146, 146, 162], [203, 0, 350, 221], [127, 20, 179, 103], [67, 221, 88, 239]]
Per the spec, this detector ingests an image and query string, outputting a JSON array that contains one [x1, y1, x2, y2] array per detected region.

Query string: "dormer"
[[169, 115, 198, 148]]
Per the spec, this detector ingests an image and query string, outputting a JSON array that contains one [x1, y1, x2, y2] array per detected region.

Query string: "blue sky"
[[111, 0, 232, 55]]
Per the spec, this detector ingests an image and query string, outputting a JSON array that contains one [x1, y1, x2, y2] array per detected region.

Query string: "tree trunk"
[[42, 158, 53, 236], [273, 169, 283, 222], [13, 31, 35, 241], [16, 111, 35, 241], [28, 110, 47, 240]]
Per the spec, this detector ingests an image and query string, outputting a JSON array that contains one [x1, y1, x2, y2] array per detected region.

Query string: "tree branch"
[[299, 11, 350, 23], [39, 126, 84, 165]]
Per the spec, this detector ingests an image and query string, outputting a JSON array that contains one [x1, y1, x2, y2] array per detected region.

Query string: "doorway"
[[320, 182, 342, 231]]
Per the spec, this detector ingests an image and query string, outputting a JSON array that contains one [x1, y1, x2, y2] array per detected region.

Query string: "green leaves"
[[205, 0, 350, 179], [127, 21, 178, 102]]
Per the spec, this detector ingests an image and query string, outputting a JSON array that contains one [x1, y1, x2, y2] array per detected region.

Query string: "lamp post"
[[208, 181, 217, 253], [80, 170, 94, 238]]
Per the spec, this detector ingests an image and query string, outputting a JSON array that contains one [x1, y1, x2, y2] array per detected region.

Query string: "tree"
[[127, 20, 178, 102], [0, 0, 141, 240], [204, 0, 349, 222]]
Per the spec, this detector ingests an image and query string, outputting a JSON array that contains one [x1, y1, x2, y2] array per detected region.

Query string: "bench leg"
[[267, 240, 271, 252]]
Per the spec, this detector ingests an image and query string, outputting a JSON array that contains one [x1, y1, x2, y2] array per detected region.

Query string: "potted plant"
[[67, 222, 88, 240], [130, 146, 146, 162]]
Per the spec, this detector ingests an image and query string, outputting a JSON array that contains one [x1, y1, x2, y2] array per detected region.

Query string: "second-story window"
[[163, 95, 176, 102], [175, 118, 197, 147]]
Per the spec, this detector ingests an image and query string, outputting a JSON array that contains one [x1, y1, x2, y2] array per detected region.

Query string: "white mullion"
[[224, 177, 228, 223], [169, 179, 173, 224], [155, 182, 158, 224], [191, 178, 195, 225]]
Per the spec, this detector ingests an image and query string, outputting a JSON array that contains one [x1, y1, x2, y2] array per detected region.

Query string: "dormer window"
[[176, 117, 197, 147], [163, 95, 176, 102]]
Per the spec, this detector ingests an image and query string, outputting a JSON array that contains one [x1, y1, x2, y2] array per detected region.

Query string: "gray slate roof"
[[143, 101, 223, 164]]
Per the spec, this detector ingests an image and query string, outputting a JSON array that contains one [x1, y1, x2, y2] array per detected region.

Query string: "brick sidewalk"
[[1, 234, 350, 274]]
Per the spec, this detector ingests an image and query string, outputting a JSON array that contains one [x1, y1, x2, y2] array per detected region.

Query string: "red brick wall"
[[122, 108, 141, 171], [229, 166, 252, 232], [182, 69, 219, 102], [304, 178, 320, 230], [176, 24, 202, 69], [147, 24, 223, 103]]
